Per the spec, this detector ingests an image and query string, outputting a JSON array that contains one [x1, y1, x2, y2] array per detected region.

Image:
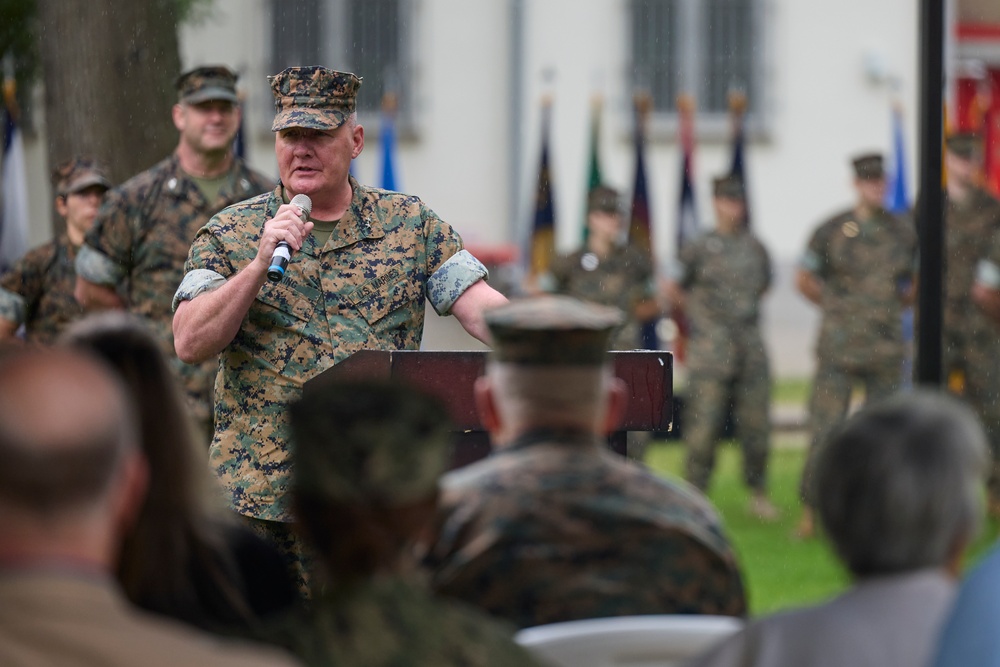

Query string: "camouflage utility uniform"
[[548, 244, 655, 350], [675, 228, 772, 492], [0, 235, 84, 343], [173, 179, 488, 523], [272, 577, 538, 667], [945, 187, 1000, 494], [76, 155, 273, 436], [427, 430, 747, 628], [799, 207, 916, 503]]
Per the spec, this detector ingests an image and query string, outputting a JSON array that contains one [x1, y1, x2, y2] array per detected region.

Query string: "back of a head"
[[290, 380, 452, 579], [817, 390, 987, 578], [0, 347, 136, 520]]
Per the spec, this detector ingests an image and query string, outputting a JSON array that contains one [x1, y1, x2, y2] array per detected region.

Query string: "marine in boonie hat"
[[175, 65, 239, 105], [290, 381, 452, 504], [946, 131, 983, 161], [713, 175, 745, 200], [52, 157, 112, 197], [269, 66, 363, 132], [588, 185, 621, 214], [851, 153, 884, 181], [485, 295, 624, 366]]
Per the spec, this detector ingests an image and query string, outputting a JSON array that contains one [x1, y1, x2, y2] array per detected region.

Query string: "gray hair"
[[816, 389, 987, 577]]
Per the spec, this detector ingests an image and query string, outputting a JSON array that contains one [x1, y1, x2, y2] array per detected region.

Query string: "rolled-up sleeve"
[[172, 269, 228, 311], [427, 249, 489, 315], [75, 244, 126, 286]]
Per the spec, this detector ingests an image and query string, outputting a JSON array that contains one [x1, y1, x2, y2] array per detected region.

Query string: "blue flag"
[[380, 103, 399, 192], [884, 105, 910, 214], [528, 102, 557, 280]]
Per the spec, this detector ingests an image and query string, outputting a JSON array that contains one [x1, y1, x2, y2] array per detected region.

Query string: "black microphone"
[[267, 193, 312, 283]]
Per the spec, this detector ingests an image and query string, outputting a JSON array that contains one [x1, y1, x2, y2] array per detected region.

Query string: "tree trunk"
[[38, 0, 181, 235]]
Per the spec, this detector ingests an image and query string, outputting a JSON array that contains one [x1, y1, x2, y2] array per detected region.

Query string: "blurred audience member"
[[690, 390, 986, 667], [62, 313, 297, 634], [271, 380, 541, 666], [0, 347, 299, 666], [426, 295, 746, 628]]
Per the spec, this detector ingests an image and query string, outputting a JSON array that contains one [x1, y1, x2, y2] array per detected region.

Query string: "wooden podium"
[[304, 349, 673, 468]]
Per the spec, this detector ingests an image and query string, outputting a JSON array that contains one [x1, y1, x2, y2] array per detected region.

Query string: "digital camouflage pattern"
[[77, 154, 273, 437], [675, 228, 772, 491], [175, 65, 238, 104], [270, 576, 541, 667], [0, 235, 84, 343], [548, 244, 655, 350], [291, 381, 453, 504], [427, 432, 747, 628], [52, 157, 111, 196], [798, 207, 916, 504], [269, 66, 361, 132], [174, 179, 486, 522], [944, 187, 1000, 497]]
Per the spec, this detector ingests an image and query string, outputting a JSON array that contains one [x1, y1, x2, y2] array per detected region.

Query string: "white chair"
[[515, 614, 743, 667]]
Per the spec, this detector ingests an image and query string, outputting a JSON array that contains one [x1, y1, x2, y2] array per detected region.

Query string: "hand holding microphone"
[[267, 194, 312, 283]]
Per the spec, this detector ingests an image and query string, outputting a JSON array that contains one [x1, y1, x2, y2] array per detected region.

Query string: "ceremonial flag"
[[1, 76, 29, 272], [380, 93, 400, 192], [728, 91, 750, 225], [582, 96, 603, 242], [528, 100, 557, 280], [673, 95, 701, 362], [884, 103, 910, 214], [629, 93, 657, 349]]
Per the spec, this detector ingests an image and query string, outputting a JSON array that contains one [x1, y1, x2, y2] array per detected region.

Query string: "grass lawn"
[[645, 430, 1000, 617]]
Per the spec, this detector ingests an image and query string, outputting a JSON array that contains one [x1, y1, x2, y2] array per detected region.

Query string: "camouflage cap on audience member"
[[289, 381, 452, 504], [485, 295, 623, 366], [946, 131, 983, 160], [588, 185, 621, 214], [269, 66, 363, 132], [851, 153, 884, 181], [52, 157, 112, 197], [175, 65, 239, 104], [713, 175, 745, 200]]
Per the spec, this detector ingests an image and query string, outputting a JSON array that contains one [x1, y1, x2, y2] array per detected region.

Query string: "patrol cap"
[[588, 185, 621, 214], [175, 65, 239, 104], [485, 295, 623, 366], [713, 175, 745, 199], [52, 157, 111, 197], [946, 132, 982, 160], [269, 66, 362, 132], [289, 381, 452, 504], [851, 153, 884, 180]]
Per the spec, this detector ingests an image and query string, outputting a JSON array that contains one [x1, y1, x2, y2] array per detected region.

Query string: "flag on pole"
[[884, 102, 910, 214], [528, 98, 557, 282], [582, 95, 603, 243], [629, 93, 657, 349], [1, 75, 29, 273], [380, 92, 400, 192], [628, 93, 653, 258], [728, 91, 750, 226], [673, 94, 701, 362]]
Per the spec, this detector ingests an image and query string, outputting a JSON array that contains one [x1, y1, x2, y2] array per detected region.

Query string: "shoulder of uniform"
[[209, 191, 274, 228], [107, 156, 176, 200]]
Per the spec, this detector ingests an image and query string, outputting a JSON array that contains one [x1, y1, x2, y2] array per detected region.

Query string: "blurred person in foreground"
[[689, 390, 986, 667], [794, 153, 917, 538], [664, 175, 777, 520], [0, 347, 300, 667], [0, 157, 111, 342], [938, 131, 1000, 516], [75, 65, 273, 442], [426, 295, 746, 628], [270, 380, 542, 666], [172, 66, 507, 590], [61, 312, 298, 636]]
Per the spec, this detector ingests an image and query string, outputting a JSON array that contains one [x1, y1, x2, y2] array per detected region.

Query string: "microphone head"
[[290, 193, 313, 218]]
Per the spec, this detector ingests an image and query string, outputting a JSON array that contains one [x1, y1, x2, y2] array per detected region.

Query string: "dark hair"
[[61, 313, 252, 626], [817, 390, 987, 577]]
